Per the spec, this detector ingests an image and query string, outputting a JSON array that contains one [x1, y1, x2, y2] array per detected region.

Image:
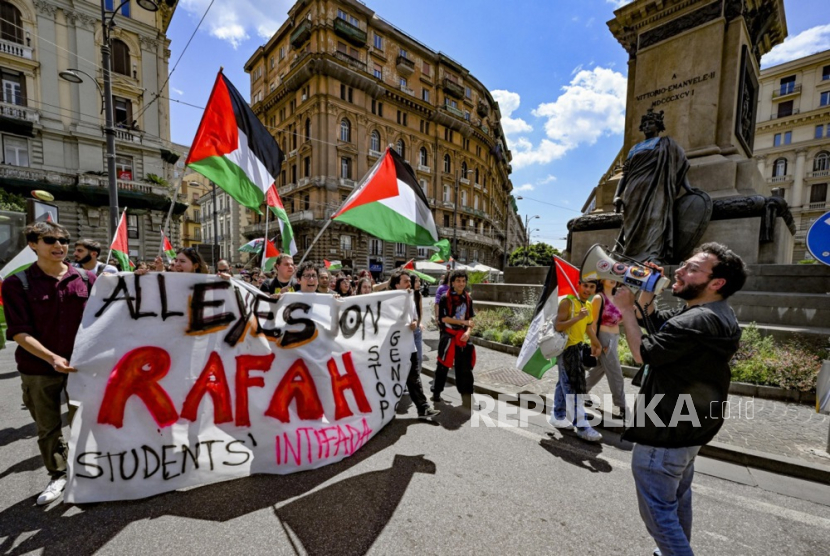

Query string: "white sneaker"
[[575, 427, 602, 443], [36, 477, 66, 506], [548, 415, 573, 429]]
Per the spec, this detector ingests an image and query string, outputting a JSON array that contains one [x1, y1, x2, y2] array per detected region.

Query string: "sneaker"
[[37, 477, 67, 506], [430, 395, 445, 403], [548, 415, 573, 429], [575, 427, 602, 443], [418, 408, 441, 419]]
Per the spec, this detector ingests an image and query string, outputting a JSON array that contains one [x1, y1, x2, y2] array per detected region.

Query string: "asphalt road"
[[1, 347, 829, 555]]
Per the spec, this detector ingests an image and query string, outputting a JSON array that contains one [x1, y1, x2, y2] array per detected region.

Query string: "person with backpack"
[[2, 221, 96, 506], [432, 270, 477, 409]]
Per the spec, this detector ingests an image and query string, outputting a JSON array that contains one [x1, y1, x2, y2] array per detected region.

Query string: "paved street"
[[1, 343, 829, 555]]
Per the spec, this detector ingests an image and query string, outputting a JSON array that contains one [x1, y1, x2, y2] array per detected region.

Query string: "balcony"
[[288, 209, 315, 223], [291, 51, 312, 70], [399, 84, 415, 96], [339, 178, 355, 189], [0, 101, 39, 123], [112, 127, 143, 144], [369, 149, 382, 158], [772, 83, 801, 99], [443, 78, 464, 99], [290, 19, 312, 48], [767, 175, 792, 184], [474, 182, 482, 190], [297, 177, 310, 187], [334, 18, 367, 46], [770, 109, 799, 120], [396, 55, 415, 76], [807, 170, 830, 179], [459, 177, 470, 185], [807, 202, 829, 210], [287, 149, 298, 159], [441, 201, 455, 209], [480, 124, 489, 136], [279, 182, 297, 196], [333, 50, 367, 74], [418, 164, 431, 174], [0, 38, 33, 59], [443, 103, 464, 118]]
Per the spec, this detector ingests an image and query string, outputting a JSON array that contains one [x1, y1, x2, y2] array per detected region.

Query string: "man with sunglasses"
[[614, 243, 746, 556], [2, 221, 97, 506]]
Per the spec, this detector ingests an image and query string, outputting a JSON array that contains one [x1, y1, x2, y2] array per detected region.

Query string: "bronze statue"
[[614, 109, 693, 264]]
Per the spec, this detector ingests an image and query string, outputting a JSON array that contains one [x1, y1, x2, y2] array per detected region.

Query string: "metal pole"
[[452, 170, 459, 270], [502, 194, 509, 270], [100, 0, 119, 239], [212, 182, 218, 271], [524, 215, 528, 266]]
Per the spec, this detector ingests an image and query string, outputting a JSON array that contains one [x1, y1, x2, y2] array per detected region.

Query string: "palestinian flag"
[[185, 71, 284, 214], [262, 238, 280, 272], [266, 188, 297, 256], [161, 229, 176, 263], [0, 246, 37, 280], [110, 210, 134, 271], [324, 260, 342, 271], [332, 148, 438, 246], [429, 239, 451, 263], [402, 260, 437, 284], [239, 238, 264, 253], [516, 256, 579, 379]]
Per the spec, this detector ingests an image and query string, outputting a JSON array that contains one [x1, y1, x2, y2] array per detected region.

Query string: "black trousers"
[[433, 342, 475, 395], [405, 351, 429, 413]]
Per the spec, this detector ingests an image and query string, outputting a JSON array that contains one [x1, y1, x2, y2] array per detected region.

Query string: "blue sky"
[[167, 0, 830, 251]]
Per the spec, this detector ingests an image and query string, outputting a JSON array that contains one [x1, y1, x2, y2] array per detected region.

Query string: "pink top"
[[599, 292, 623, 327]]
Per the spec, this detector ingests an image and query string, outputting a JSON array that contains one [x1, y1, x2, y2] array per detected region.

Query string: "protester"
[[355, 277, 374, 295], [335, 276, 352, 297], [548, 279, 603, 442], [73, 239, 117, 276], [411, 274, 424, 368], [260, 255, 297, 296], [317, 268, 332, 293], [295, 261, 319, 293], [135, 261, 149, 271], [2, 221, 97, 505], [433, 273, 449, 323], [216, 259, 233, 275], [586, 279, 628, 419], [432, 270, 476, 409], [390, 270, 439, 419], [615, 243, 745, 556], [148, 248, 208, 274]]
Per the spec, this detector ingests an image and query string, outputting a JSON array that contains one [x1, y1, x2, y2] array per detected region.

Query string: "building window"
[[461, 190, 467, 207], [111, 39, 131, 76], [817, 125, 825, 140], [810, 183, 827, 204], [105, 0, 130, 17], [474, 193, 480, 209], [464, 110, 470, 121], [419, 179, 428, 195], [443, 184, 451, 202], [340, 235, 353, 251], [784, 131, 792, 145], [420, 120, 430, 134], [341, 157, 352, 179], [396, 139, 405, 159], [776, 100, 794, 118], [418, 247, 428, 258], [772, 158, 787, 177], [400, 77, 407, 88], [303, 194, 310, 210], [419, 147, 429, 166], [814, 151, 830, 172], [773, 133, 781, 147], [369, 238, 382, 255], [422, 88, 430, 103], [0, 2, 23, 44], [114, 97, 133, 127], [340, 118, 351, 142], [116, 155, 133, 180], [465, 86, 472, 99], [461, 161, 467, 175], [460, 248, 467, 262], [779, 75, 795, 96], [370, 130, 380, 152], [422, 61, 431, 77], [399, 48, 407, 59], [374, 34, 383, 50], [1, 69, 26, 106], [395, 243, 406, 256], [445, 98, 458, 109], [821, 91, 830, 107], [373, 63, 382, 79], [3, 135, 28, 166], [127, 214, 139, 239], [339, 84, 353, 102], [336, 9, 359, 27], [303, 156, 310, 177], [823, 65, 830, 81], [305, 118, 311, 141], [444, 154, 451, 173]]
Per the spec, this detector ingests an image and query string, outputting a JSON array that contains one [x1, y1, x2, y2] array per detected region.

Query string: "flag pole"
[[261, 203, 270, 269], [296, 218, 332, 267], [158, 175, 183, 257], [107, 208, 128, 265]]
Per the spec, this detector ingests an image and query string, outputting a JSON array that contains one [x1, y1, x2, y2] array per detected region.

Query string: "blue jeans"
[[631, 443, 701, 556], [551, 358, 590, 429]]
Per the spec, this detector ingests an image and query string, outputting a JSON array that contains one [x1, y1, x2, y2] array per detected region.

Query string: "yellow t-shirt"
[[563, 295, 593, 348]]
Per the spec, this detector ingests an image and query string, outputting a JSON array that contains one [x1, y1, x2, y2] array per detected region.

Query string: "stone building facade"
[[242, 0, 522, 275], [0, 0, 182, 261], [754, 49, 830, 261]]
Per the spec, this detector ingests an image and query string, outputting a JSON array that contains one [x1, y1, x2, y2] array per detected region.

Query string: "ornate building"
[[0, 0, 183, 261], [242, 0, 521, 275], [754, 49, 830, 261]]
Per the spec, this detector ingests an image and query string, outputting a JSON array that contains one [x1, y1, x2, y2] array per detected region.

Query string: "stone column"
[[755, 154, 766, 178], [792, 148, 807, 209]]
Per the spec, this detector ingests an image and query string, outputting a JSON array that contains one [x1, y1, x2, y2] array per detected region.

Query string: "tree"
[[509, 242, 561, 266], [0, 189, 26, 212]]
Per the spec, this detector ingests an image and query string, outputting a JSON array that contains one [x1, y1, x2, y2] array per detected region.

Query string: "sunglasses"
[[41, 237, 70, 245]]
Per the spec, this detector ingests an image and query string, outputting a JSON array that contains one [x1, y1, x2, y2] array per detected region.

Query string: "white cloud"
[[510, 66, 627, 169], [171, 87, 184, 96], [491, 90, 533, 135], [514, 184, 535, 192], [606, 0, 633, 8], [179, 0, 289, 48], [762, 24, 830, 68], [539, 175, 557, 185]]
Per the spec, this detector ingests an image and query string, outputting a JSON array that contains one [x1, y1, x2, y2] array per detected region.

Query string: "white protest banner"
[[66, 273, 413, 503]]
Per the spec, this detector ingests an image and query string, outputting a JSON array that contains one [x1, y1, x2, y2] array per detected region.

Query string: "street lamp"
[[60, 0, 161, 240], [452, 168, 474, 269], [523, 214, 539, 266]]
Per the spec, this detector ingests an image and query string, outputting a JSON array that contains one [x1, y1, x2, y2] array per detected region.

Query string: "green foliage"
[[0, 189, 26, 212], [501, 330, 515, 345], [467, 270, 489, 285], [474, 309, 511, 336], [509, 242, 562, 266], [729, 324, 822, 392], [482, 329, 499, 342], [797, 259, 817, 265], [510, 328, 528, 347], [617, 335, 637, 367], [145, 173, 170, 188]]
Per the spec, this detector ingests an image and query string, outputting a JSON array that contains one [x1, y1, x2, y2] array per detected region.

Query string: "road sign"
[[806, 211, 830, 266]]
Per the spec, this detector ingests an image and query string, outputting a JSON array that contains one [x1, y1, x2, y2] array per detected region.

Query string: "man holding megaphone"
[[613, 242, 746, 556]]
